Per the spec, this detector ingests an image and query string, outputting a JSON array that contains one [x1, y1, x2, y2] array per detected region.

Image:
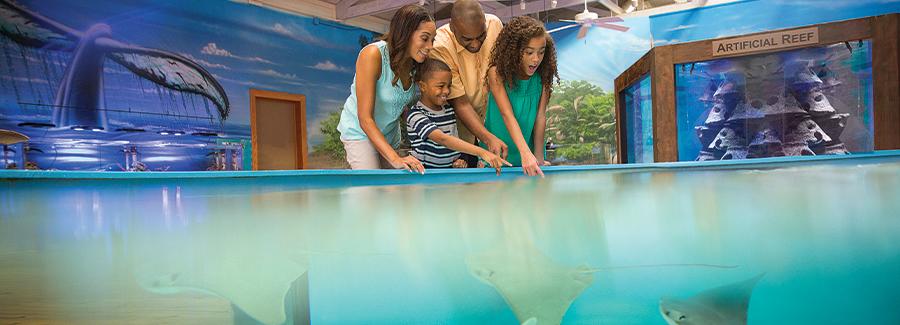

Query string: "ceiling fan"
[[547, 0, 629, 39]]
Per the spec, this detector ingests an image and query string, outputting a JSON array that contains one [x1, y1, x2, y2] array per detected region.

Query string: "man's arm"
[[450, 95, 508, 159], [431, 42, 508, 158]]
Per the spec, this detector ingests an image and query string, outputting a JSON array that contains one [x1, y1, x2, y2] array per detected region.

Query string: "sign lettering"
[[712, 27, 819, 56]]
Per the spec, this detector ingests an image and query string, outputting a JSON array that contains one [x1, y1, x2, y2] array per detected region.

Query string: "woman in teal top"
[[336, 5, 434, 173], [482, 16, 559, 177]]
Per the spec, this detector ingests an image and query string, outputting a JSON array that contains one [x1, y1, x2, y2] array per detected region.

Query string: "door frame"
[[249, 89, 307, 170]]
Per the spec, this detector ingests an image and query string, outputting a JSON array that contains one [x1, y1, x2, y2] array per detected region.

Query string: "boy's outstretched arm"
[[428, 130, 512, 175], [449, 96, 508, 159]]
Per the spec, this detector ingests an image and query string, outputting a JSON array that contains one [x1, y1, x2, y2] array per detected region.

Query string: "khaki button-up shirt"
[[429, 14, 503, 144]]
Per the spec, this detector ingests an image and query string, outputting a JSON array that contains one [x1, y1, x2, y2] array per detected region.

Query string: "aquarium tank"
[[620, 74, 654, 163], [675, 41, 874, 161]]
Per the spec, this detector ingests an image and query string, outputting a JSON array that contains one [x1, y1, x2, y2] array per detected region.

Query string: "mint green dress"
[[482, 74, 542, 166]]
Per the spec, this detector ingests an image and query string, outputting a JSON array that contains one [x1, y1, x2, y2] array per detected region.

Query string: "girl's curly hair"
[[488, 16, 559, 93]]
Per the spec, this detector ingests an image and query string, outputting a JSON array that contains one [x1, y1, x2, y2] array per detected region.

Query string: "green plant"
[[312, 110, 345, 160], [545, 80, 617, 163]]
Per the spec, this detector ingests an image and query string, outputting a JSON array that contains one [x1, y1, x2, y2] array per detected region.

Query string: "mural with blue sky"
[[550, 17, 652, 93], [651, 0, 900, 45], [1, 0, 374, 170]]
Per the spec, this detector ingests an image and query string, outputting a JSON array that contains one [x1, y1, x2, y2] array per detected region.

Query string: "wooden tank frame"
[[613, 14, 899, 163]]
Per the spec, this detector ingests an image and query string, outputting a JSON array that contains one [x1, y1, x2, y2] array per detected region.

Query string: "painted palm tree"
[[0, 0, 229, 131]]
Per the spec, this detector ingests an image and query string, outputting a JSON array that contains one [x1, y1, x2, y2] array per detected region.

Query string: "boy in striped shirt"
[[406, 59, 510, 174]]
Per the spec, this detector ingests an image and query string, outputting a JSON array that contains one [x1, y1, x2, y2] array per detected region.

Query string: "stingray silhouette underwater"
[[465, 240, 739, 325], [659, 273, 765, 325]]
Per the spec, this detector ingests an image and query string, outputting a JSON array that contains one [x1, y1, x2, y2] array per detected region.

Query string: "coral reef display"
[[684, 43, 872, 161]]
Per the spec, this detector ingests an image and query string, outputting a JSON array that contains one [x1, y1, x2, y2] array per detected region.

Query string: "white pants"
[[342, 139, 392, 169]]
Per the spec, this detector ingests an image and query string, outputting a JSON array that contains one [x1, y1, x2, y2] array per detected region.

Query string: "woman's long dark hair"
[[381, 5, 434, 87]]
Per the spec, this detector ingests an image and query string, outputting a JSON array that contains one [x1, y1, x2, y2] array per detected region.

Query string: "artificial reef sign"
[[712, 27, 819, 56]]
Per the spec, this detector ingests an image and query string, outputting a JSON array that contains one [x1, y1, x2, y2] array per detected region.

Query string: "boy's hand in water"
[[520, 152, 545, 178], [451, 159, 468, 168], [478, 150, 512, 176]]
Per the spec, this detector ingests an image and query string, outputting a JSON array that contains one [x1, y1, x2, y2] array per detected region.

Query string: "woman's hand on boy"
[[390, 155, 425, 174], [478, 151, 512, 176], [520, 153, 545, 178]]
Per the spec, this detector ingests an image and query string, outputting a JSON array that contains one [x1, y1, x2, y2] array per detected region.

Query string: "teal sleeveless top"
[[482, 74, 543, 166], [337, 41, 416, 147]]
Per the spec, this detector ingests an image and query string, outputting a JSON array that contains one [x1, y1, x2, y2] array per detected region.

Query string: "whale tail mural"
[[0, 0, 229, 131]]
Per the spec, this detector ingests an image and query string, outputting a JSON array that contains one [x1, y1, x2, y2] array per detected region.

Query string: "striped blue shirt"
[[406, 101, 460, 168]]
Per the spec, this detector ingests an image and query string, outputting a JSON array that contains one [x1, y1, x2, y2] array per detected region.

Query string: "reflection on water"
[[1, 159, 899, 324]]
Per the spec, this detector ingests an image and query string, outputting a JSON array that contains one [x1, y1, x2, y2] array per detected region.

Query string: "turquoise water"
[[1, 153, 899, 324]]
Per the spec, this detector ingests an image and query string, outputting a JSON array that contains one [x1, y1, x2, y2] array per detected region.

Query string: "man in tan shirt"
[[429, 0, 508, 162]]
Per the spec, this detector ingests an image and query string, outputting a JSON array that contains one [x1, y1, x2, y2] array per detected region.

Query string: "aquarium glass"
[[2, 154, 900, 324], [675, 41, 874, 161], [621, 74, 653, 163]]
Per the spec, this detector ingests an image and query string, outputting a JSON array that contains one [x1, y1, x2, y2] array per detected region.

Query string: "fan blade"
[[590, 16, 624, 23], [547, 24, 580, 34], [559, 19, 578, 23], [576, 25, 589, 39], [594, 23, 630, 32]]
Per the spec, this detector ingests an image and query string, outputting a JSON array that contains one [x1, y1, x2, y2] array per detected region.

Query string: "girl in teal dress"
[[482, 16, 559, 177]]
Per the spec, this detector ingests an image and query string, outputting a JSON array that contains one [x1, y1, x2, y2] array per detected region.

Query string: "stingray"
[[130, 213, 313, 325], [466, 242, 595, 325], [136, 255, 310, 325], [659, 273, 765, 325], [466, 241, 738, 325]]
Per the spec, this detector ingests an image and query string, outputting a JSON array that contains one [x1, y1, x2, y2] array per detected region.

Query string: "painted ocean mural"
[[544, 17, 652, 164], [0, 0, 375, 170]]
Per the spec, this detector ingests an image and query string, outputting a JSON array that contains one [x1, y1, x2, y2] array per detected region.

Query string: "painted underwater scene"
[[0, 0, 245, 171], [2, 156, 900, 324], [675, 41, 874, 162]]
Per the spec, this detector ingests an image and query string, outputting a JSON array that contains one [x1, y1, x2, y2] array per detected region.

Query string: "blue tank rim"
[[2, 150, 899, 180]]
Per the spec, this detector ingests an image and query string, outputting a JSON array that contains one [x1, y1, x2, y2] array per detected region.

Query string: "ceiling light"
[[625, 0, 637, 13], [520, 0, 526, 10], [551, 0, 557, 8]]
